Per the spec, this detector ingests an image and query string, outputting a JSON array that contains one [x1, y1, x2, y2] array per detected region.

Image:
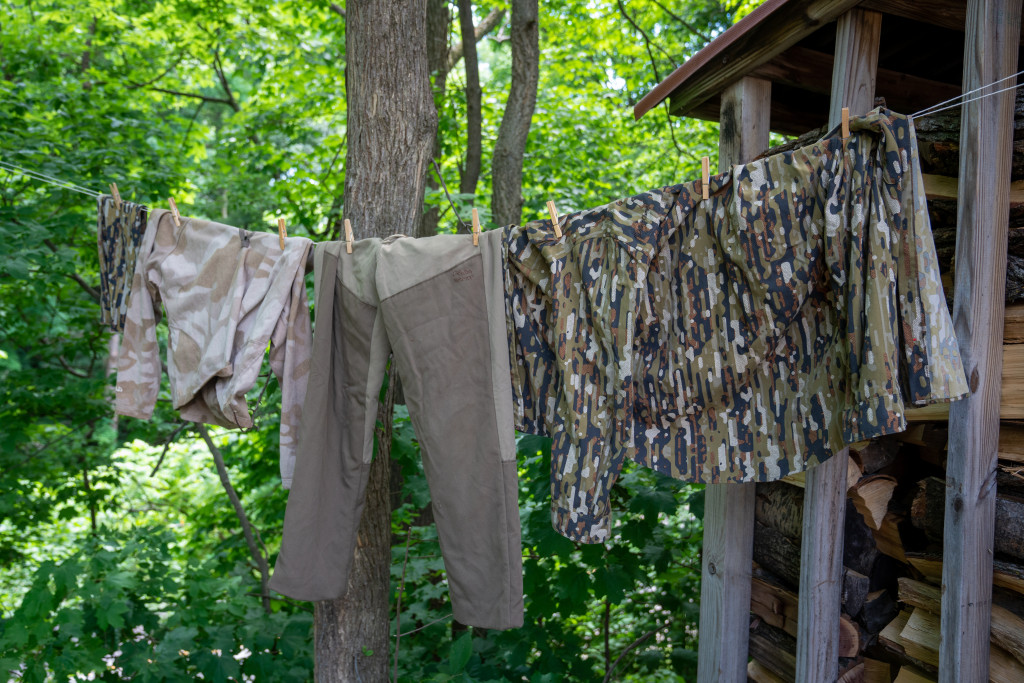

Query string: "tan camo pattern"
[[97, 194, 148, 332], [115, 210, 313, 488], [504, 109, 968, 543]]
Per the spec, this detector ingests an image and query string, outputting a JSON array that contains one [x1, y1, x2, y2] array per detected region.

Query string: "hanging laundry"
[[271, 231, 523, 631], [115, 209, 313, 488], [97, 193, 148, 332], [504, 108, 968, 544]]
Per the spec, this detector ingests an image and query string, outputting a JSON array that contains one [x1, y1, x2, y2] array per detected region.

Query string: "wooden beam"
[[796, 8, 881, 683], [862, 0, 1024, 43], [940, 0, 1023, 681], [751, 45, 962, 114], [634, 0, 864, 120], [695, 76, 770, 683]]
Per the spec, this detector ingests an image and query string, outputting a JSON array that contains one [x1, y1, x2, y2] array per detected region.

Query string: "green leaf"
[[449, 632, 472, 674]]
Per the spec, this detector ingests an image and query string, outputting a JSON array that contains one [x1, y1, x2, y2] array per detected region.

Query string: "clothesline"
[[2, 70, 1023, 207]]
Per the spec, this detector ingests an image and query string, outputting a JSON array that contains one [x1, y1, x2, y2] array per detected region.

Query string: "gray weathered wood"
[[795, 9, 881, 683], [940, 1, 1023, 680], [695, 76, 770, 683]]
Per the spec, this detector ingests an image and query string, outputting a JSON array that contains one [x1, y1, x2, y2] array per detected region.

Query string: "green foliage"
[[2, 0, 762, 680]]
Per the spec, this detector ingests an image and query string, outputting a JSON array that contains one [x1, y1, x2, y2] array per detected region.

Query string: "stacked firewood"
[[745, 386, 1024, 681]]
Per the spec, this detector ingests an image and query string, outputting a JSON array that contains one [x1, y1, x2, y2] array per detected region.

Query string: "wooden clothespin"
[[841, 107, 850, 139], [344, 218, 354, 254], [277, 218, 287, 249], [471, 208, 481, 247], [546, 200, 563, 238], [168, 197, 181, 227], [701, 156, 710, 201], [109, 183, 122, 211]]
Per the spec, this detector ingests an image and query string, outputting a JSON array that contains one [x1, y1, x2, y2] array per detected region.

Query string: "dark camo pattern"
[[97, 194, 148, 332], [504, 109, 968, 543]]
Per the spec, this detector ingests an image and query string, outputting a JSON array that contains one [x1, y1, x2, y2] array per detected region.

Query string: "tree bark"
[[458, 0, 483, 203], [314, 1, 437, 680], [491, 0, 538, 227], [418, 0, 451, 238]]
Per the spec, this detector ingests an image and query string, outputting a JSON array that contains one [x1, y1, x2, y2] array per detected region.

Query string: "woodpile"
[[745, 425, 1024, 682]]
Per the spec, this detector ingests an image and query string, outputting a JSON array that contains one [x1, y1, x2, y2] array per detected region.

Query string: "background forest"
[[1, 0, 762, 680]]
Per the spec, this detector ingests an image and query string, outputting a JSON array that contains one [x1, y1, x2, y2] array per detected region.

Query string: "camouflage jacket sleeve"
[[114, 210, 165, 420]]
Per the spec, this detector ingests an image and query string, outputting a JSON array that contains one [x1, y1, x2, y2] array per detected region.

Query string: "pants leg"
[[376, 230, 523, 630], [270, 239, 389, 601]]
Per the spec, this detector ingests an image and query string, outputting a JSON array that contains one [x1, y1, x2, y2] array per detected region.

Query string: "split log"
[[850, 439, 901, 475], [838, 661, 865, 683], [910, 476, 1024, 562], [896, 577, 940, 612], [879, 610, 912, 656], [898, 576, 1024, 666], [872, 610, 939, 676], [845, 505, 882, 578], [991, 604, 1024, 668], [991, 643, 1024, 683], [871, 512, 907, 562], [754, 481, 804, 539], [748, 620, 797, 682], [749, 573, 861, 656], [863, 658, 892, 682], [893, 667, 936, 683], [898, 608, 940, 668], [895, 607, 1024, 683], [747, 659, 786, 683], [843, 568, 870, 619], [905, 552, 1024, 596], [861, 589, 900, 634], [849, 475, 898, 530], [999, 422, 1024, 463], [752, 521, 801, 590]]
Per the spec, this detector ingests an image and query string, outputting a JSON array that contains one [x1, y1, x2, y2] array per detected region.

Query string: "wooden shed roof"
[[634, 0, 1024, 135]]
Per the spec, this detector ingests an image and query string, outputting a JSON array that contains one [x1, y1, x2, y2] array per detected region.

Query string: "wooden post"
[[940, 1, 1022, 680], [795, 9, 881, 682], [696, 76, 771, 683]]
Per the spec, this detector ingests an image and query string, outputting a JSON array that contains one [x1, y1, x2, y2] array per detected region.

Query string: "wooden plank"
[[634, 0, 864, 120], [796, 9, 881, 683], [940, 1, 1023, 680], [1004, 303, 1024, 344], [922, 174, 1024, 203], [861, 0, 1024, 43], [696, 76, 770, 683]]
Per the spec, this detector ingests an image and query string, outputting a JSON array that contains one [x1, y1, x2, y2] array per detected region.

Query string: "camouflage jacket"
[[97, 194, 148, 332], [504, 109, 968, 543], [115, 209, 313, 488]]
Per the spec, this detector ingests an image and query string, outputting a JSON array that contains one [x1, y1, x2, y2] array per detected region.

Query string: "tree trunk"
[[458, 0, 483, 202], [314, 1, 437, 680], [491, 0, 538, 227], [418, 0, 451, 238]]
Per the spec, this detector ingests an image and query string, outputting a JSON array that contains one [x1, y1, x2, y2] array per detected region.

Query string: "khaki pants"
[[270, 231, 523, 630]]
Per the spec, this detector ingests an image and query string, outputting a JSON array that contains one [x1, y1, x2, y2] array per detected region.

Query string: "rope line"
[[0, 159, 102, 198], [911, 68, 1024, 119]]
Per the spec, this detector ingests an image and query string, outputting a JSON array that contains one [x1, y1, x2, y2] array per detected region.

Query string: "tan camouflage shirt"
[[504, 109, 968, 543], [115, 209, 313, 488]]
